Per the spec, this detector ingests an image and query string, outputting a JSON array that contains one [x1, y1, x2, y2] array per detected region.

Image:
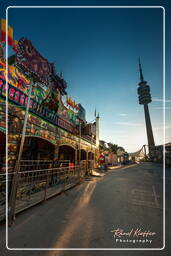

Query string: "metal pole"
[[79, 121, 81, 163], [78, 121, 81, 179], [8, 79, 34, 225], [144, 145, 147, 159], [143, 104, 155, 156], [90, 135, 93, 173]]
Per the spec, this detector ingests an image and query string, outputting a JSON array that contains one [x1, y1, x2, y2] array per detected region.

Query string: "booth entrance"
[[88, 152, 94, 160], [21, 137, 55, 160], [58, 145, 76, 163]]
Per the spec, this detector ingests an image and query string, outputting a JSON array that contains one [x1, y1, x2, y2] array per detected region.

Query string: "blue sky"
[[1, 0, 171, 152]]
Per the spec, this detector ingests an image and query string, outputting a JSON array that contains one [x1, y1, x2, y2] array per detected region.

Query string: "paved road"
[[0, 162, 171, 256]]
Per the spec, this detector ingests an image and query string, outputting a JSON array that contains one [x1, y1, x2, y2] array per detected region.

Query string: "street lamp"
[[76, 118, 82, 165], [79, 120, 81, 164], [8, 78, 34, 225]]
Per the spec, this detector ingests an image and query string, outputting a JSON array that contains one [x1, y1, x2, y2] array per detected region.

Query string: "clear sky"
[[1, 0, 171, 152]]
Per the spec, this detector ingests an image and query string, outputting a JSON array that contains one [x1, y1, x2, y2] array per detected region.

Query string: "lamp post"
[[8, 78, 34, 225], [76, 118, 81, 164], [89, 118, 96, 171], [79, 120, 81, 164], [143, 144, 147, 159]]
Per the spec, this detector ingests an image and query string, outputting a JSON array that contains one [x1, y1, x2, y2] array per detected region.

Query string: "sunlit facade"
[[0, 39, 100, 173]]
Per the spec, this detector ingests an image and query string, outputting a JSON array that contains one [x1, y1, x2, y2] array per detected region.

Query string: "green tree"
[[107, 143, 118, 154], [99, 140, 108, 153], [117, 146, 125, 153]]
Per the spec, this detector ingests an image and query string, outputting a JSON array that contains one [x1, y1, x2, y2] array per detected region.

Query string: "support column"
[[0, 101, 6, 172], [7, 134, 20, 172], [54, 144, 59, 161], [94, 149, 99, 168], [53, 144, 59, 167], [95, 114, 100, 148], [86, 151, 89, 171], [75, 149, 78, 165], [143, 145, 147, 159], [144, 104, 155, 155], [137, 60, 155, 159], [86, 151, 88, 161]]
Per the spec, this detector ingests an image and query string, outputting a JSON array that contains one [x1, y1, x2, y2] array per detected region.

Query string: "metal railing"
[[0, 172, 13, 221], [0, 163, 88, 222], [19, 160, 54, 171], [81, 135, 96, 145]]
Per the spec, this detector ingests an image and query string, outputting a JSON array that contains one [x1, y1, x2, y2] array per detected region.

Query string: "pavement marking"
[[131, 199, 157, 208], [152, 185, 160, 209], [130, 186, 160, 209], [120, 164, 138, 170], [131, 189, 153, 195], [108, 164, 138, 172]]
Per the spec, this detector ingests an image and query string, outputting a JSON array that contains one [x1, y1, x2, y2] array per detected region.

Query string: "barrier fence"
[[0, 160, 93, 222]]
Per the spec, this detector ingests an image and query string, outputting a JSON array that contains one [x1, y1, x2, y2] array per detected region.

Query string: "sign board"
[[98, 154, 105, 164], [77, 103, 86, 122], [16, 38, 52, 85], [84, 123, 96, 136]]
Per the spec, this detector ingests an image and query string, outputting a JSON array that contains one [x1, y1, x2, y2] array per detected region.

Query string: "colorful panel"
[[16, 38, 52, 85]]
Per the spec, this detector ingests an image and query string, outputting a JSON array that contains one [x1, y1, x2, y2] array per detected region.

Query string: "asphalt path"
[[0, 162, 171, 256]]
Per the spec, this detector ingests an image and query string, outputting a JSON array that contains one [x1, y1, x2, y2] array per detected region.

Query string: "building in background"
[[152, 142, 171, 166], [99, 141, 127, 166]]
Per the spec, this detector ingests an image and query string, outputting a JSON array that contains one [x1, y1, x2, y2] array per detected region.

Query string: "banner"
[[0, 19, 13, 46], [77, 103, 86, 122]]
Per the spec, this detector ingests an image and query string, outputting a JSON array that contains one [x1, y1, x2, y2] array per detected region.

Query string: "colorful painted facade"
[[0, 39, 99, 172]]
